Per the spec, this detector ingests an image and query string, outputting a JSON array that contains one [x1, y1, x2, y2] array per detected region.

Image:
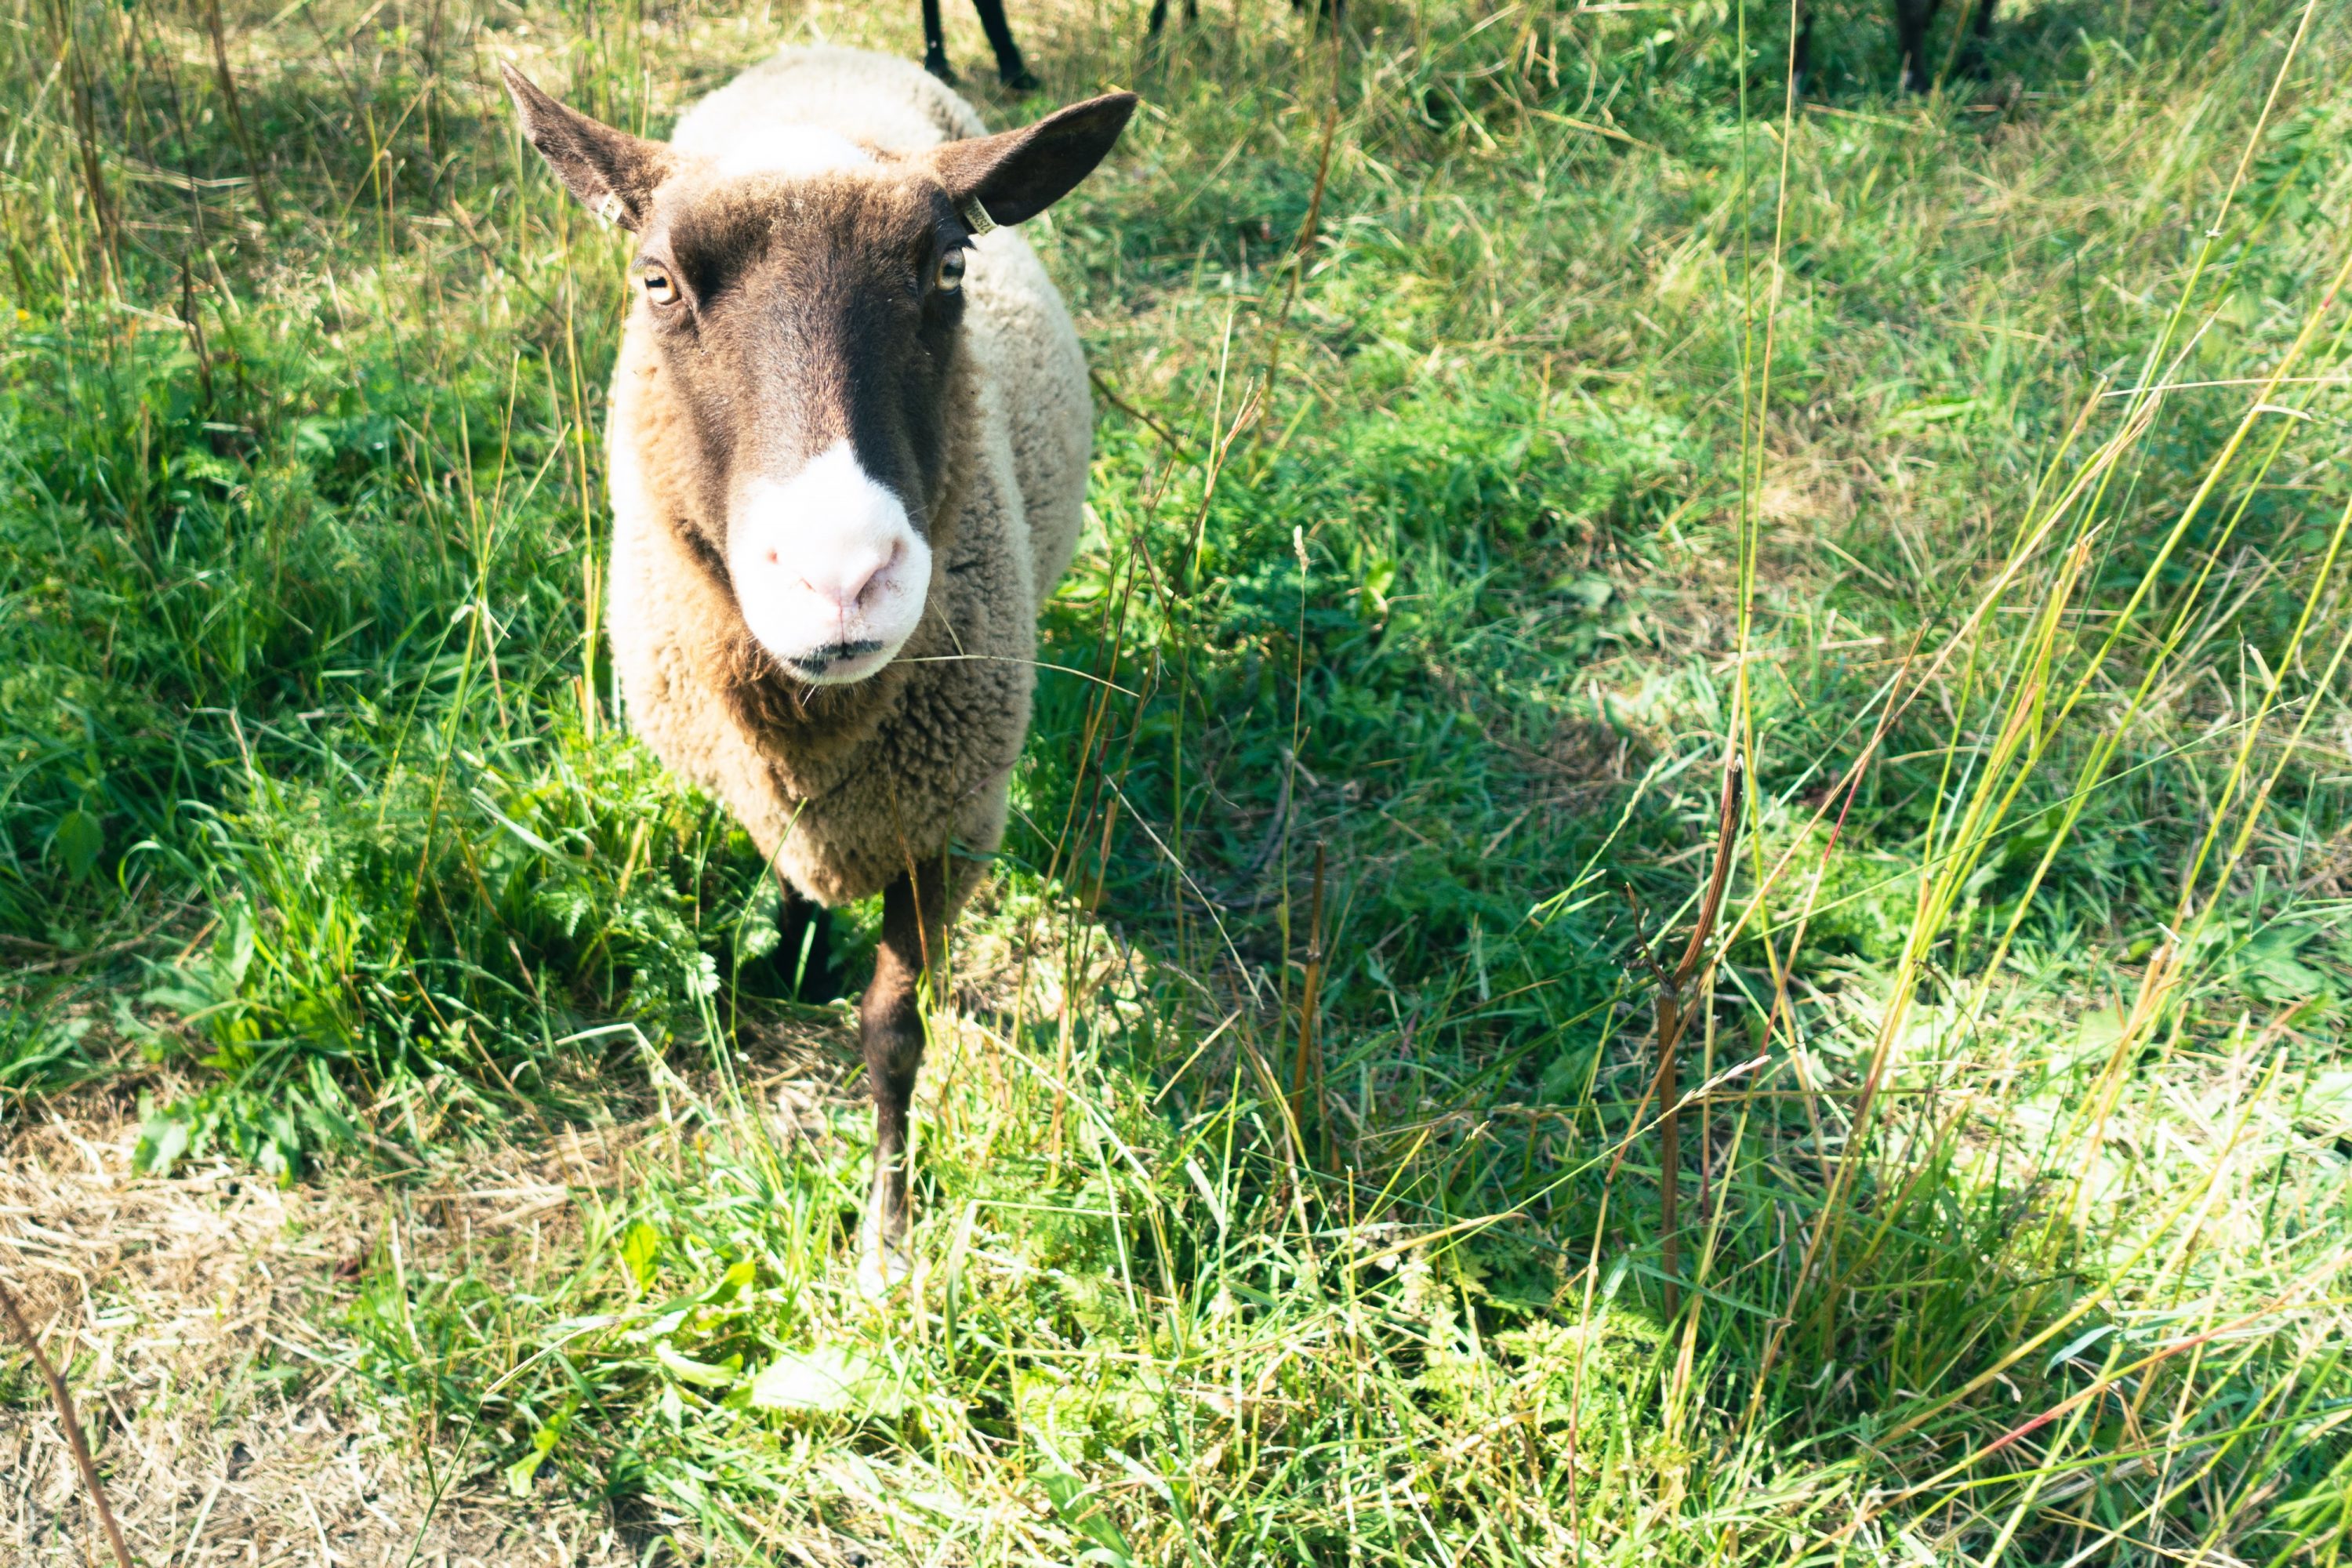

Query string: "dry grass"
[[2, 1087, 648, 1565]]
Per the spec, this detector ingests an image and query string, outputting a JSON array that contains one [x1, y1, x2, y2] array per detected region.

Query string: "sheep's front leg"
[[856, 859, 948, 1294]]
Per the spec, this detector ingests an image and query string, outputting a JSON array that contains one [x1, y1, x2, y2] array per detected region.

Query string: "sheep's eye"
[[935, 248, 967, 294], [642, 267, 681, 307]]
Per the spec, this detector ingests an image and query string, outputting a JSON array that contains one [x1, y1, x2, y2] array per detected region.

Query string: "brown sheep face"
[[500, 67, 1135, 686], [629, 167, 963, 686]]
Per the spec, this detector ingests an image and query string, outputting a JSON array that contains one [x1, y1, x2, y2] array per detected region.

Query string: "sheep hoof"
[[855, 1235, 914, 1297], [856, 1200, 913, 1296]]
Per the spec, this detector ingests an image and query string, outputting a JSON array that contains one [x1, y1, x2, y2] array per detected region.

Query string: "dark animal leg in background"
[[971, 0, 1040, 90], [1894, 0, 1944, 93], [1804, 0, 1993, 94], [857, 858, 950, 1289], [1146, 0, 1199, 37], [920, 0, 955, 83], [1959, 0, 1998, 78], [776, 888, 834, 1002]]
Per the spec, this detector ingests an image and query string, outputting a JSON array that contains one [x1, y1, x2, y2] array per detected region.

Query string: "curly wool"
[[601, 47, 1091, 906]]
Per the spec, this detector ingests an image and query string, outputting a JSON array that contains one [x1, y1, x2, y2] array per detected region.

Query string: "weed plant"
[[3, 0, 2351, 1559]]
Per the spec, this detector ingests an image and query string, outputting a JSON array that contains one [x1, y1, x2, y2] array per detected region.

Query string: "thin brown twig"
[[0, 1273, 134, 1568], [1261, 26, 1344, 408], [200, 0, 275, 224], [1290, 840, 1329, 1167], [58, 5, 120, 295], [1089, 368, 1190, 456], [1602, 757, 1747, 1174], [1651, 753, 1744, 1322]]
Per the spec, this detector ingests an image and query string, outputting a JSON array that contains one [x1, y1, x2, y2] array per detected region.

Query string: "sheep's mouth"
[[784, 639, 889, 684], [721, 443, 931, 691]]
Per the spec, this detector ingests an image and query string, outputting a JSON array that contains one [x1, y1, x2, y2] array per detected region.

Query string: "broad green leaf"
[[52, 808, 101, 882], [1035, 1448, 1136, 1567], [505, 1394, 576, 1497], [620, 1221, 662, 1294], [133, 1115, 191, 1176], [2241, 927, 2325, 1001], [655, 1341, 738, 1389], [750, 1345, 908, 1419]]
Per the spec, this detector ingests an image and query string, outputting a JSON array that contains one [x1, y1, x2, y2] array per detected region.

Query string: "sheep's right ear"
[[928, 92, 1139, 230], [501, 64, 673, 230]]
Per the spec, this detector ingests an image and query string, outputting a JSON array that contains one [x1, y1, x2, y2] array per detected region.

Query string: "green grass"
[[5, 0, 2352, 1559]]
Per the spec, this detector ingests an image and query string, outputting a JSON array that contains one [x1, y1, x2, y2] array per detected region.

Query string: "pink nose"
[[763, 542, 898, 613]]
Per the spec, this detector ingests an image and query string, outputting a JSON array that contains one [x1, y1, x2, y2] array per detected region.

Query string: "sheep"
[[501, 48, 1135, 1290]]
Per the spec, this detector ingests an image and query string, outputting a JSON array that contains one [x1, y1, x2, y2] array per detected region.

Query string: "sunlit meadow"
[[3, 0, 2350, 1559]]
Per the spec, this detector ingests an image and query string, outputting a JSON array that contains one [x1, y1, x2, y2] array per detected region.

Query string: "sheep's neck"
[[720, 634, 912, 786]]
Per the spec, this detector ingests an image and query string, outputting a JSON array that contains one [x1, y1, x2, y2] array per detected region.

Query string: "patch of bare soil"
[[0, 1094, 633, 1567]]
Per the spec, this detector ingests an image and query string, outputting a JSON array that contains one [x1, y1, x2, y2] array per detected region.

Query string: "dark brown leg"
[[971, 0, 1038, 89], [1146, 0, 1198, 39], [775, 887, 834, 1002], [1959, 0, 1995, 77], [856, 856, 955, 1291], [1791, 0, 1814, 95], [1895, 0, 1943, 92], [921, 0, 955, 83]]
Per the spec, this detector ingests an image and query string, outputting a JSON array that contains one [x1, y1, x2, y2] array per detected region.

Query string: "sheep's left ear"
[[928, 92, 1138, 231], [501, 64, 675, 230]]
